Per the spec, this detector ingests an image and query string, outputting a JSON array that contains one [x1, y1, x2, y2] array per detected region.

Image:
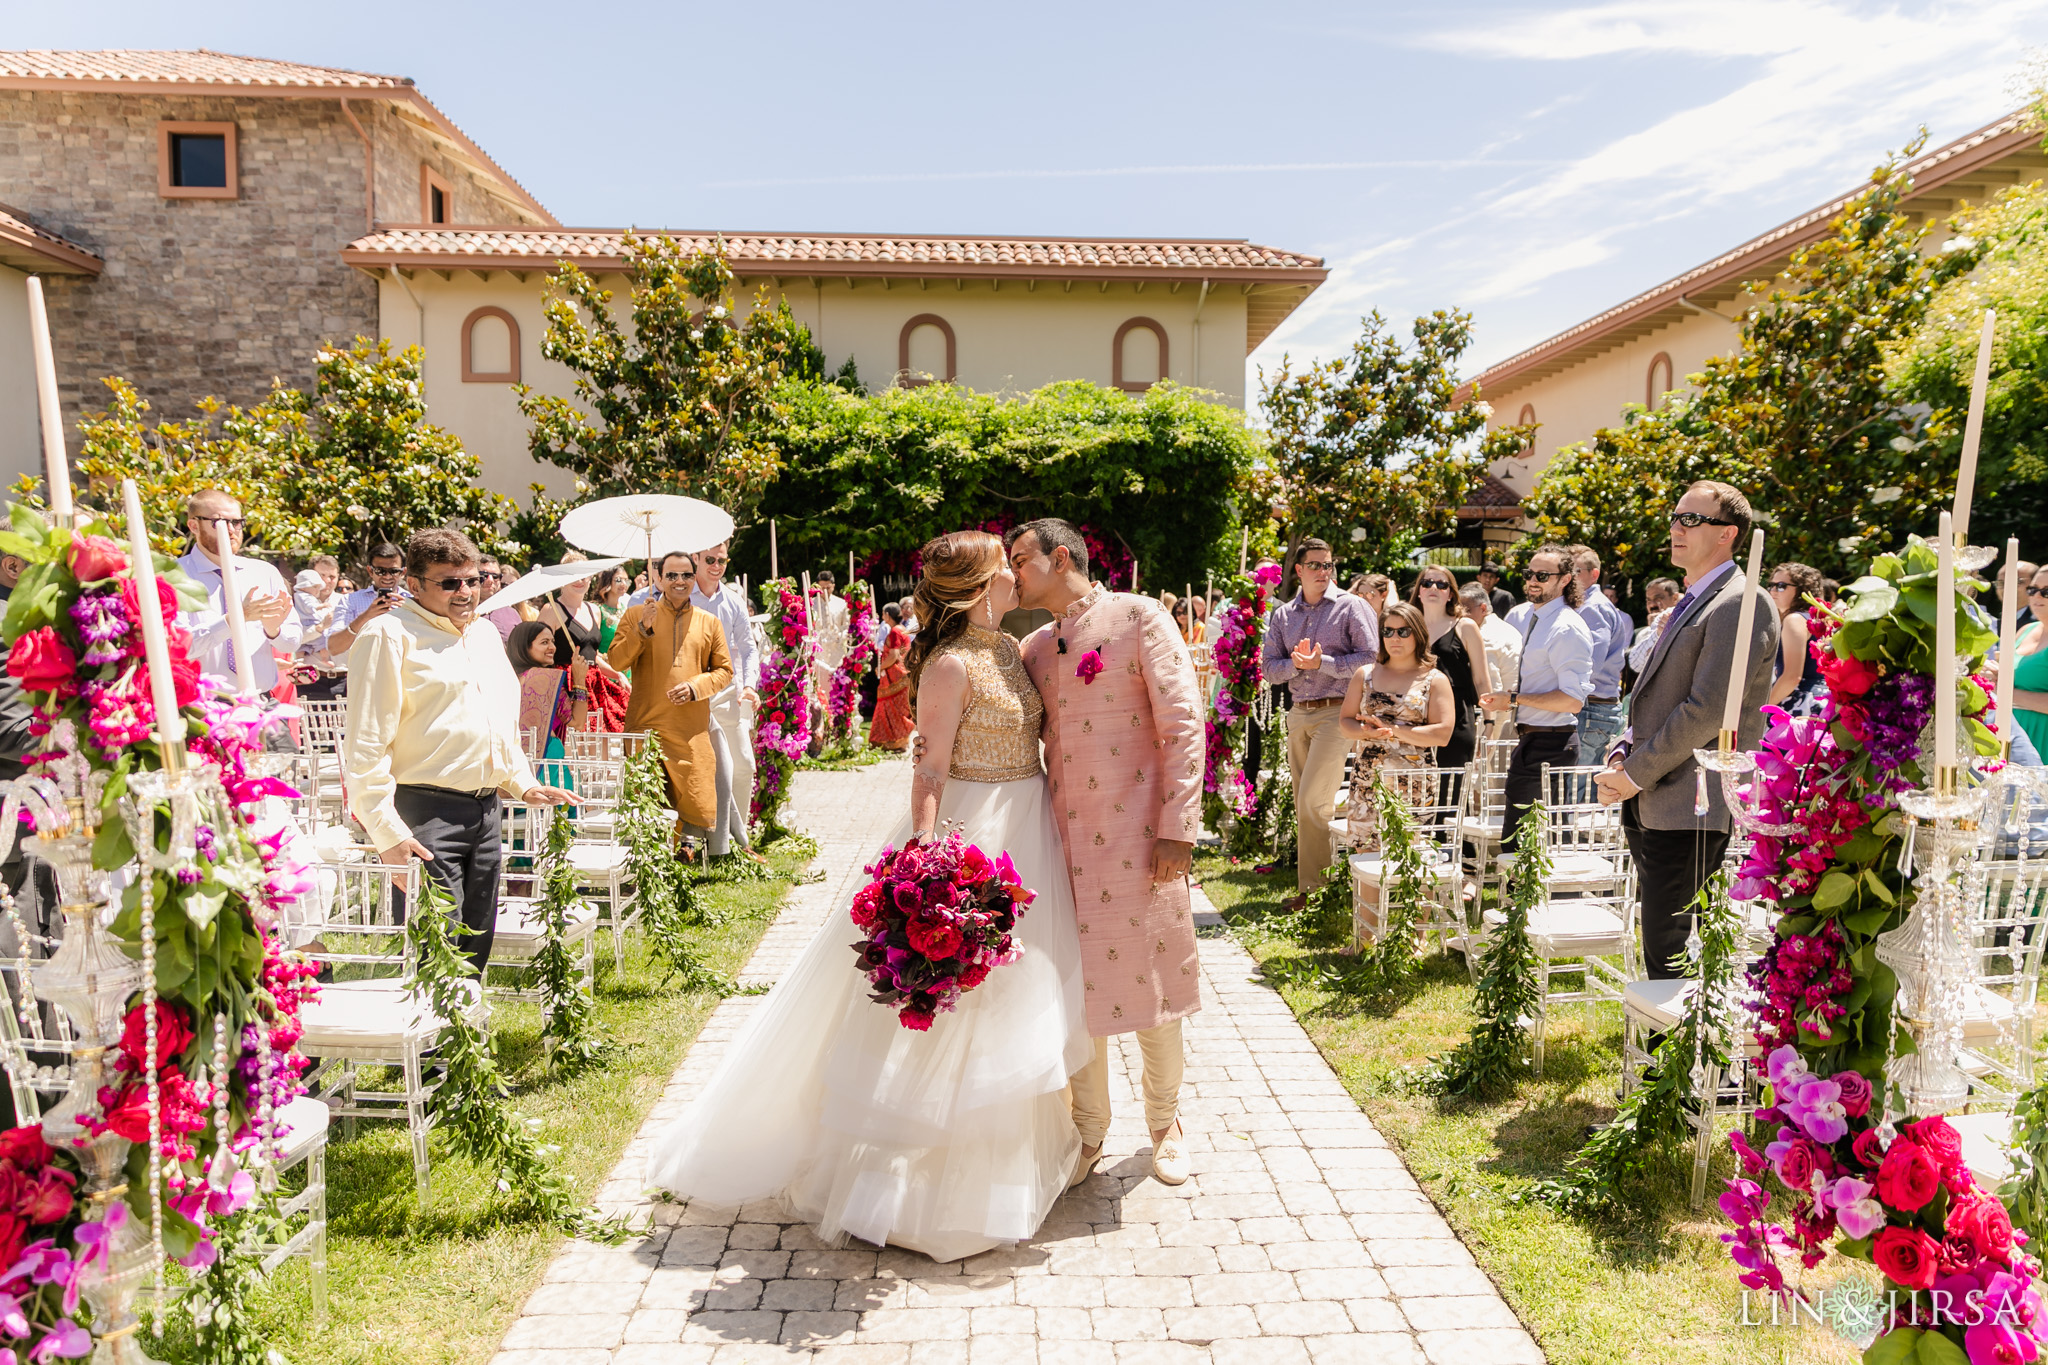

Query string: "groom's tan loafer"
[[1068, 1143, 1103, 1189], [1150, 1122, 1190, 1186]]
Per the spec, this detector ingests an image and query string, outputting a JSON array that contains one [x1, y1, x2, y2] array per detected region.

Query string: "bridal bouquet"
[[849, 828, 1035, 1031]]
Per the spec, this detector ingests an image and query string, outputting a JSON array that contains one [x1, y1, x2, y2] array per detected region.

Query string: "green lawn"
[[1195, 851, 1864, 1365], [156, 840, 811, 1365]]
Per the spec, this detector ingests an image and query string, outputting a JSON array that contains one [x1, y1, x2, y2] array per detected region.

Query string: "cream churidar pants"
[[707, 688, 756, 851], [1068, 1019, 1184, 1146], [1286, 702, 1350, 892]]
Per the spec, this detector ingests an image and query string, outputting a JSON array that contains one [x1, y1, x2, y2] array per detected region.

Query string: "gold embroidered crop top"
[[933, 624, 1045, 782]]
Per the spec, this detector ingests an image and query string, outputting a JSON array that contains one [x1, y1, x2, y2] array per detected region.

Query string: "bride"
[[645, 530, 1090, 1261]]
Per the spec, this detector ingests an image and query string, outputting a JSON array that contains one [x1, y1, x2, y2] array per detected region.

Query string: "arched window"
[[1113, 317, 1169, 392], [1646, 351, 1674, 409], [462, 306, 520, 383], [1517, 403, 1537, 457], [897, 314, 957, 387]]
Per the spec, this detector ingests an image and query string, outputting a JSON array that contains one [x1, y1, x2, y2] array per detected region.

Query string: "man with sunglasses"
[[1594, 481, 1778, 979], [1482, 544, 1592, 845], [689, 540, 763, 859], [342, 529, 574, 973], [177, 489, 302, 698], [312, 542, 410, 666], [1260, 538, 1380, 901], [478, 558, 520, 641]]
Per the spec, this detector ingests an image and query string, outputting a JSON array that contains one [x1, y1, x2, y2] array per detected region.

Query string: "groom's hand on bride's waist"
[[1150, 839, 1193, 884]]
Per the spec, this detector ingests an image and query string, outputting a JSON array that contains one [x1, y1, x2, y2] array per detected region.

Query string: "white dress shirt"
[[692, 581, 761, 700], [1502, 596, 1593, 728], [1475, 612, 1522, 692], [176, 549, 302, 693]]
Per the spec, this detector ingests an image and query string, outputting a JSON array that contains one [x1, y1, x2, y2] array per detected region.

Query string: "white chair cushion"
[[299, 978, 483, 1051], [1486, 901, 1627, 956], [567, 845, 629, 876], [1622, 977, 1695, 1031], [1349, 852, 1459, 887], [1462, 814, 1504, 841], [1496, 850, 1622, 885], [1961, 986, 2020, 1040], [1949, 1111, 2013, 1188], [271, 1095, 330, 1163], [491, 898, 600, 953]]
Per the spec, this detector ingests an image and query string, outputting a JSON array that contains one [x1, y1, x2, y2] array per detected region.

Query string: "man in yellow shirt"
[[343, 528, 573, 971]]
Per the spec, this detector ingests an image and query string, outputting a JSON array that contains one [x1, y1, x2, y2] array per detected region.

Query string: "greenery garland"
[[1999, 1077, 2048, 1248], [527, 808, 611, 1074], [181, 1205, 288, 1365], [1526, 868, 1744, 1214], [617, 746, 735, 992], [1426, 799, 1548, 1098], [405, 878, 623, 1238], [1366, 770, 1427, 984]]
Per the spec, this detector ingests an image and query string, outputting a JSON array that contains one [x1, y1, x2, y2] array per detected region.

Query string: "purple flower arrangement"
[[848, 829, 1034, 1031], [751, 579, 810, 827], [1201, 572, 1272, 821]]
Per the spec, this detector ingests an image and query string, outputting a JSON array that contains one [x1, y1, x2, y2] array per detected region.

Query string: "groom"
[[1007, 519, 1205, 1186]]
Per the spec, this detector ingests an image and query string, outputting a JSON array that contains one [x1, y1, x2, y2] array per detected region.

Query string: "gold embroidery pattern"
[[931, 625, 1044, 782]]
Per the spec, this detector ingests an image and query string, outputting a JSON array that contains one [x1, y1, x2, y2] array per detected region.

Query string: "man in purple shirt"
[[1260, 538, 1380, 900]]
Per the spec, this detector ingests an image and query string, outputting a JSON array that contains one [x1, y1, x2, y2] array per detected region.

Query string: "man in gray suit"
[[1595, 480, 1778, 979]]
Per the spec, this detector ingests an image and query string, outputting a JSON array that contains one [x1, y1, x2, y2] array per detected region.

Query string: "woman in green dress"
[[2010, 566, 2048, 759], [596, 567, 631, 652]]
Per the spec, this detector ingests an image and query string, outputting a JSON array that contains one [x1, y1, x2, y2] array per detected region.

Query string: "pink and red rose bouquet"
[[751, 578, 810, 829], [1202, 566, 1276, 825], [848, 828, 1035, 1031]]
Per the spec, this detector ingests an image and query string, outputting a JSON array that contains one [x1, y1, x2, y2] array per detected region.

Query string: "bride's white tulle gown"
[[645, 625, 1088, 1261]]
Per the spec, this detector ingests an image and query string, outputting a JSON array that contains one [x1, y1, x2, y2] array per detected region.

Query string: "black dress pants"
[[1622, 799, 1730, 979], [392, 786, 504, 975], [1500, 726, 1577, 847]]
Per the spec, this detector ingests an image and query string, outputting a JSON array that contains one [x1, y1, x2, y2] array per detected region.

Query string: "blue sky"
[[17, 1, 2048, 397]]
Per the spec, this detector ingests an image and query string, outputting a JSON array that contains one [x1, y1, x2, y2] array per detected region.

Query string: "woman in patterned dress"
[[1336, 601, 1456, 853]]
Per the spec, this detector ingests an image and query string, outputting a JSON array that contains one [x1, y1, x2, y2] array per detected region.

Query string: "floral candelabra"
[[751, 577, 810, 831], [1202, 563, 1278, 832], [824, 583, 875, 750]]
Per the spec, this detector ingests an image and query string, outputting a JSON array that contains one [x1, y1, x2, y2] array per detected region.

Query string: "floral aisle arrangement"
[[822, 583, 875, 752], [751, 578, 810, 832], [0, 508, 322, 1361], [527, 809, 610, 1074], [1714, 538, 2034, 1360], [848, 828, 1034, 1032], [1202, 566, 1277, 834]]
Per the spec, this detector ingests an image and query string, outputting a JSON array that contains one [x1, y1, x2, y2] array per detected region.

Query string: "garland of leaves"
[[750, 577, 810, 834], [1527, 867, 1744, 1214], [1367, 771, 1427, 982], [404, 877, 622, 1238], [1999, 1077, 2048, 1247], [1237, 765, 1297, 864], [527, 808, 611, 1074], [183, 1205, 289, 1365], [1428, 799, 1548, 1097], [617, 745, 734, 992]]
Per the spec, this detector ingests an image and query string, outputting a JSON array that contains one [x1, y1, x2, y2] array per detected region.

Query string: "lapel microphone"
[[1057, 637, 1068, 654]]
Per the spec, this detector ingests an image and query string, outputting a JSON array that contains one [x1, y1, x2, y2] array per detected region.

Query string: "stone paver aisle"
[[496, 759, 1544, 1365]]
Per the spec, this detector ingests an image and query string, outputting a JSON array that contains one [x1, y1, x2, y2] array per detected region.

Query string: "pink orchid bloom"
[[26, 1322, 88, 1363], [0, 1291, 27, 1338]]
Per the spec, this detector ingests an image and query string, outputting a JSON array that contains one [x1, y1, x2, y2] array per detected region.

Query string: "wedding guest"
[[869, 603, 914, 751], [899, 596, 920, 635], [343, 529, 572, 973], [507, 621, 591, 772], [1261, 538, 1380, 900], [480, 557, 521, 642], [293, 565, 348, 701], [691, 540, 762, 858], [1351, 573, 1392, 624], [1477, 561, 1515, 617], [1461, 584, 1520, 693], [2007, 566, 2048, 756], [1569, 546, 1631, 789], [0, 552, 24, 601], [1766, 561, 1828, 714], [317, 543, 408, 662], [596, 567, 631, 651], [1595, 482, 1777, 979], [2012, 560, 2039, 629], [177, 489, 301, 696], [1628, 578, 1682, 677], [1408, 568, 1488, 773], [1337, 600, 1455, 849], [1481, 544, 1591, 845], [609, 552, 734, 858]]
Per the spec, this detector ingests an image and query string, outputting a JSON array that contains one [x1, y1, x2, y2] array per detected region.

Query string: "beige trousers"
[[1069, 1019, 1184, 1146], [1287, 703, 1351, 892]]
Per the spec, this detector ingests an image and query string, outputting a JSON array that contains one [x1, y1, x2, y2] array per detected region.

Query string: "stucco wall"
[[374, 269, 1254, 500]]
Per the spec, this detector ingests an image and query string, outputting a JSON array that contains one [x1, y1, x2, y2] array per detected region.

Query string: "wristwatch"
[[568, 688, 589, 700]]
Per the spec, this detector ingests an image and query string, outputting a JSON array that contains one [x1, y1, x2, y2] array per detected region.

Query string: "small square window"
[[158, 121, 238, 200], [430, 184, 448, 224], [421, 165, 455, 225]]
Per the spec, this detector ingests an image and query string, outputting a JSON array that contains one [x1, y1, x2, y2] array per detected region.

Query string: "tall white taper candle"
[[1999, 537, 2021, 755], [770, 520, 779, 580], [211, 520, 257, 696], [122, 480, 185, 757], [1720, 528, 1768, 739], [25, 278, 73, 522], [1953, 310, 1996, 544], [1239, 528, 1248, 576], [1936, 511, 1957, 775]]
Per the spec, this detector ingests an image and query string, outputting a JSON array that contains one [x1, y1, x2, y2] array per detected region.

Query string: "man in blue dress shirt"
[[1569, 546, 1632, 795], [1482, 544, 1593, 845]]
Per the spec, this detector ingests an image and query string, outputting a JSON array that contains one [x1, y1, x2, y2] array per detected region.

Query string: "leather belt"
[[1517, 724, 1575, 738], [400, 784, 498, 801], [1294, 697, 1344, 711], [1588, 695, 1620, 705]]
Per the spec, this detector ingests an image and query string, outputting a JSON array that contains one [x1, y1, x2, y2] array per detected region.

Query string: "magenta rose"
[[1951, 1195, 2018, 1261], [1853, 1128, 1887, 1169], [65, 534, 127, 583], [1832, 1070, 1873, 1118], [1909, 1116, 1965, 1169], [1873, 1225, 1941, 1290], [1876, 1139, 1941, 1212]]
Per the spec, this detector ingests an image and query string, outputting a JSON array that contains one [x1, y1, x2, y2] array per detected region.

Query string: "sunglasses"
[[697, 554, 728, 566], [1768, 580, 1793, 592], [1418, 580, 1454, 591], [206, 517, 248, 530], [480, 570, 503, 581], [1384, 626, 1416, 639], [1526, 569, 1566, 583], [1670, 511, 1736, 528], [2029, 586, 2048, 598], [423, 575, 483, 592], [1300, 560, 1335, 572], [369, 564, 404, 577], [662, 572, 693, 582]]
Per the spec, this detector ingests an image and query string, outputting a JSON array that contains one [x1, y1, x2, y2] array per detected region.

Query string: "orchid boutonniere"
[[1075, 649, 1105, 684]]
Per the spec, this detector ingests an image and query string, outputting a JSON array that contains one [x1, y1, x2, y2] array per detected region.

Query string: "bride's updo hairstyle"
[[906, 530, 1004, 699]]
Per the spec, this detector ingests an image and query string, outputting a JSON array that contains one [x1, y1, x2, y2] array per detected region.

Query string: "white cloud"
[[1249, 0, 2048, 389]]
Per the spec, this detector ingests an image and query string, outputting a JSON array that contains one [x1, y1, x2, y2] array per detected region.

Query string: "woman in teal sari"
[[509, 621, 590, 783]]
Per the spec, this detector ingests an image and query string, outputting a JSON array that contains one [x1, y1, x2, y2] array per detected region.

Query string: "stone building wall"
[[0, 88, 548, 439]]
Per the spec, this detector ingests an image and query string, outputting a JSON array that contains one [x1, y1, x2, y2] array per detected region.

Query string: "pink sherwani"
[[1023, 587, 1205, 1037]]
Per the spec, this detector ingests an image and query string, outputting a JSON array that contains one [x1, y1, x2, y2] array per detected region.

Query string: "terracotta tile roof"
[[0, 49, 410, 89], [342, 227, 1325, 275], [0, 50, 556, 226], [1474, 110, 2045, 395], [0, 205, 101, 275], [1457, 474, 1522, 519]]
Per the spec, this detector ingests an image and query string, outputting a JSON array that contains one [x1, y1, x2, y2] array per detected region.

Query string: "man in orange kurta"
[[1009, 519, 1205, 1187], [607, 551, 734, 849]]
